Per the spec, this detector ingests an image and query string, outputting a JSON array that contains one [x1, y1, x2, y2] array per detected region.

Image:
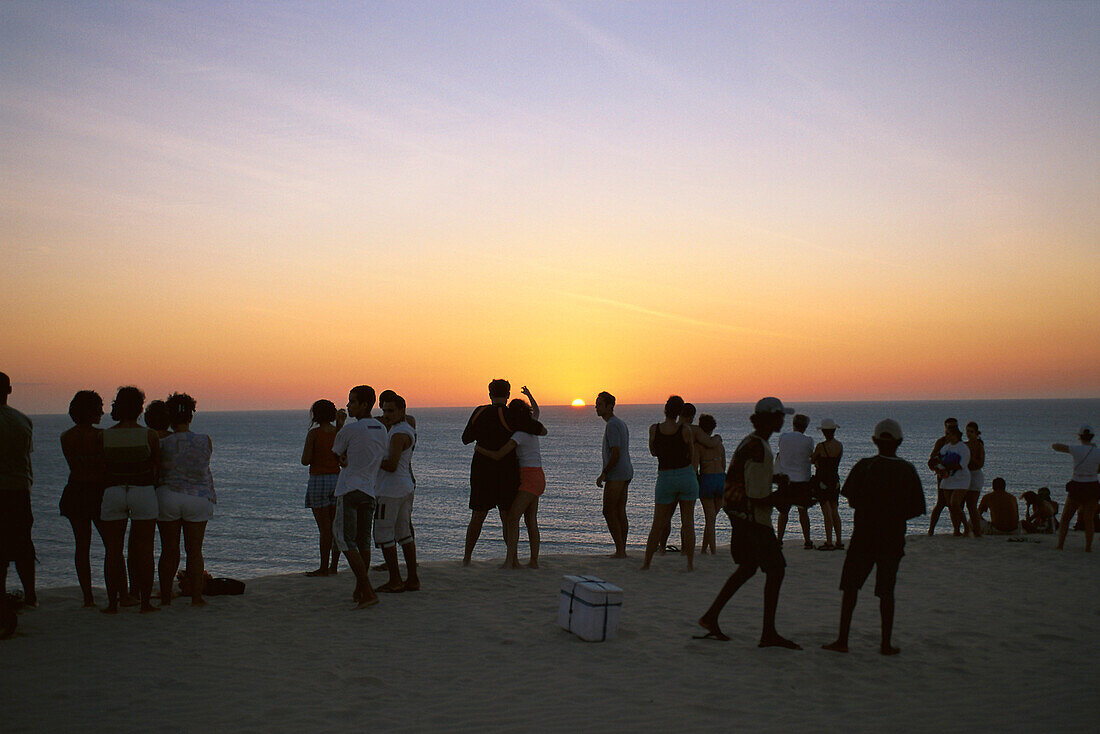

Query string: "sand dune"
[[3, 532, 1096, 733]]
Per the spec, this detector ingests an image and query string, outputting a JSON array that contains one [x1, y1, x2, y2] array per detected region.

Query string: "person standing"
[[301, 399, 341, 576], [963, 421, 985, 537], [775, 414, 816, 549], [1053, 425, 1099, 552], [822, 419, 926, 655], [1, 371, 37, 632], [927, 417, 960, 535], [59, 390, 109, 607], [332, 385, 388, 608], [374, 394, 420, 591], [641, 396, 698, 571], [812, 418, 844, 550], [461, 379, 522, 566], [935, 423, 971, 536], [696, 414, 725, 555], [697, 397, 799, 648], [595, 391, 632, 558]]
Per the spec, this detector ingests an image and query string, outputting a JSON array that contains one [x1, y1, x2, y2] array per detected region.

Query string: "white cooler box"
[[557, 574, 623, 642]]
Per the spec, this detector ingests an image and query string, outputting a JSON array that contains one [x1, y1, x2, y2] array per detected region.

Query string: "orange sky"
[[3, 3, 1098, 413]]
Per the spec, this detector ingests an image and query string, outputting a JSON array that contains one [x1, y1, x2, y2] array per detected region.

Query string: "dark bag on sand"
[[205, 578, 245, 596]]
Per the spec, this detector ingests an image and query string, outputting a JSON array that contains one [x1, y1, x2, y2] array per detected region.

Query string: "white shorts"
[[157, 487, 214, 523], [373, 493, 413, 549], [967, 469, 984, 493], [101, 485, 159, 522]]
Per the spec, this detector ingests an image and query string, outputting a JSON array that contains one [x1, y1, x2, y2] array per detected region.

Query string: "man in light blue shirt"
[[596, 391, 633, 558]]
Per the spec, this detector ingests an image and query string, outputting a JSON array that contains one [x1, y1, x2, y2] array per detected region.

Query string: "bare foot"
[[822, 640, 849, 653], [759, 634, 801, 649], [305, 569, 328, 577], [639, 564, 650, 571], [527, 560, 539, 569], [191, 597, 207, 607], [462, 557, 471, 567], [140, 603, 160, 614], [119, 594, 140, 608], [355, 596, 380, 609], [403, 579, 420, 591], [374, 582, 405, 593], [609, 552, 629, 559], [880, 645, 900, 656], [926, 529, 934, 536], [695, 617, 731, 641], [82, 599, 97, 608], [101, 605, 119, 615], [686, 562, 694, 572]]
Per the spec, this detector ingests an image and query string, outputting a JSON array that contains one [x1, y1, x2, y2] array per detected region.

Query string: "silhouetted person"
[[978, 477, 1019, 534], [1054, 425, 1098, 552], [59, 390, 109, 607], [697, 397, 799, 649], [642, 396, 697, 571], [375, 394, 420, 590], [596, 391, 633, 558], [775, 414, 816, 549], [1, 371, 37, 637], [823, 419, 925, 656]]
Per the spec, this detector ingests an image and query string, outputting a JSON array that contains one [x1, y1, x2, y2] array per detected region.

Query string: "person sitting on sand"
[[156, 393, 215, 607], [642, 396, 698, 571], [595, 391, 633, 558], [978, 477, 1019, 534], [475, 388, 547, 569], [461, 379, 521, 566], [1053, 425, 1099, 552], [59, 390, 109, 608], [812, 419, 844, 550], [774, 414, 817, 549], [332, 385, 388, 609], [1021, 489, 1058, 534], [374, 394, 420, 591], [697, 397, 799, 649], [301, 399, 341, 576], [823, 419, 926, 656], [696, 414, 725, 555], [100, 386, 161, 613]]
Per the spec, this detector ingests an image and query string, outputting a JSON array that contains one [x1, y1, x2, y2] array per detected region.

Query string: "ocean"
[[20, 398, 1098, 589]]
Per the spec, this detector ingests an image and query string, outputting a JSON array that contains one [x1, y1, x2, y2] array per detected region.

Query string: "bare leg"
[[67, 518, 95, 607], [776, 508, 790, 543], [503, 494, 535, 569], [797, 507, 812, 546], [463, 509, 489, 566], [701, 498, 717, 554], [309, 508, 333, 575], [602, 481, 629, 557], [13, 553, 36, 608], [965, 493, 982, 537], [1056, 496, 1082, 550], [880, 596, 899, 655], [182, 521, 207, 606], [131, 519, 158, 612], [948, 491, 966, 536], [343, 549, 378, 608], [641, 503, 677, 569], [326, 506, 339, 573], [758, 568, 799, 648], [100, 519, 127, 613], [156, 520, 182, 605], [1082, 500, 1097, 552], [378, 545, 404, 590], [524, 496, 540, 567], [659, 503, 678, 552], [698, 563, 757, 640], [928, 488, 947, 535], [823, 589, 857, 652], [679, 499, 696, 571], [401, 541, 419, 589]]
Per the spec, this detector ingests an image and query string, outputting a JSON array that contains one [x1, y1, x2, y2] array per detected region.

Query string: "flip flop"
[[693, 630, 731, 642], [665, 545, 680, 553], [374, 583, 405, 593]]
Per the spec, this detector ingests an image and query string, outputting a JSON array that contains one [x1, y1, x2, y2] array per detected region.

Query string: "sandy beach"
[[3, 532, 1096, 733]]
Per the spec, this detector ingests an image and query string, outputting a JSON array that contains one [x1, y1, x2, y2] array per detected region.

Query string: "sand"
[[2, 531, 1097, 733]]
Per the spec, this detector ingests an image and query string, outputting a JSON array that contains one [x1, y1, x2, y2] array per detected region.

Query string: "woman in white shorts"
[[156, 392, 215, 606], [964, 422, 985, 537], [100, 386, 161, 613]]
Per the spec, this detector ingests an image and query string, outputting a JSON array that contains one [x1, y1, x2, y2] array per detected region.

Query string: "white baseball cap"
[[754, 397, 794, 415], [873, 419, 903, 441], [818, 418, 839, 431]]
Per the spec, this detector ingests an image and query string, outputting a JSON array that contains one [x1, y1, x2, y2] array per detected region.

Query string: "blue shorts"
[[699, 473, 725, 499], [655, 467, 698, 504], [305, 473, 338, 508]]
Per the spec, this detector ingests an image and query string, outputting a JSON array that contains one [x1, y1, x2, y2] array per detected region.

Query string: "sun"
[[571, 398, 586, 407]]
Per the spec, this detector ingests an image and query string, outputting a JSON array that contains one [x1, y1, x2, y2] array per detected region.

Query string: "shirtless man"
[[696, 415, 725, 554], [978, 477, 1019, 534], [596, 392, 633, 558]]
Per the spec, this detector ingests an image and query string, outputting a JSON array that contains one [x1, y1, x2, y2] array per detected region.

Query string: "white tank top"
[[512, 431, 541, 468]]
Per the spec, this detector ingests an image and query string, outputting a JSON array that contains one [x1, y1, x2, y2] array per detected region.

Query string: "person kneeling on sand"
[[696, 397, 799, 649], [823, 419, 926, 656], [1021, 489, 1058, 534], [332, 385, 388, 609], [978, 477, 1019, 534]]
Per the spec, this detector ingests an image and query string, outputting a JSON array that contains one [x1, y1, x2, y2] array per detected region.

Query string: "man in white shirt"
[[332, 385, 388, 609], [374, 394, 419, 592], [775, 414, 816, 549]]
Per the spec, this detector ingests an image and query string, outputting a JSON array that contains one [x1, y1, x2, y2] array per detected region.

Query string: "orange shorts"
[[518, 467, 546, 497]]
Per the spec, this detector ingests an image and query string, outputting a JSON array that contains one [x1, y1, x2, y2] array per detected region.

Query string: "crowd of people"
[[1, 370, 1097, 643]]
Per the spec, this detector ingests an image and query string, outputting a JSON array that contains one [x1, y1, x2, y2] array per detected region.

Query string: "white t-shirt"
[[776, 431, 814, 482], [332, 418, 388, 498], [1068, 444, 1099, 482], [512, 431, 541, 468], [377, 422, 416, 498], [938, 441, 971, 491]]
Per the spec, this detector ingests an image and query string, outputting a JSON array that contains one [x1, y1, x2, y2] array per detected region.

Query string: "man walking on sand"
[[697, 397, 800, 649], [596, 391, 633, 558], [1, 372, 37, 639], [332, 385, 388, 609], [462, 379, 520, 566], [823, 419, 926, 655]]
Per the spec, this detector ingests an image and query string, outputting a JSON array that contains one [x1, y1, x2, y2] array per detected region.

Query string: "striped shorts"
[[305, 473, 339, 508]]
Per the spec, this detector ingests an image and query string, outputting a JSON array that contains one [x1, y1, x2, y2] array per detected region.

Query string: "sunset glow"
[[2, 2, 1097, 413], [571, 399, 586, 408]]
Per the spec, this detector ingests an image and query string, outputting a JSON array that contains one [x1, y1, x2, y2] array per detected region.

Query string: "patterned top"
[[160, 431, 215, 503]]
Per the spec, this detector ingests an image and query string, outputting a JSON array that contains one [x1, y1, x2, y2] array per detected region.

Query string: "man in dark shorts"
[[823, 419, 926, 656], [462, 379, 520, 566], [697, 397, 799, 649], [1, 371, 37, 638]]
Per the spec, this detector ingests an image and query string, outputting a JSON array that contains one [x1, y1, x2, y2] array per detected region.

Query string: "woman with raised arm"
[[156, 393, 215, 606], [1053, 425, 1098, 552], [642, 395, 698, 571]]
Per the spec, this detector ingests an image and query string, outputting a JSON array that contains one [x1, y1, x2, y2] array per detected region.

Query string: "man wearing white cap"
[[1053, 424, 1098, 552], [696, 397, 799, 649], [823, 419, 925, 656]]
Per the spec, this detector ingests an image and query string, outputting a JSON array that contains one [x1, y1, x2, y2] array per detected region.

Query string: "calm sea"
[[22, 399, 1098, 589]]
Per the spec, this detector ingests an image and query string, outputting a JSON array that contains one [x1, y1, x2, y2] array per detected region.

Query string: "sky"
[[2, 1, 1097, 413]]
